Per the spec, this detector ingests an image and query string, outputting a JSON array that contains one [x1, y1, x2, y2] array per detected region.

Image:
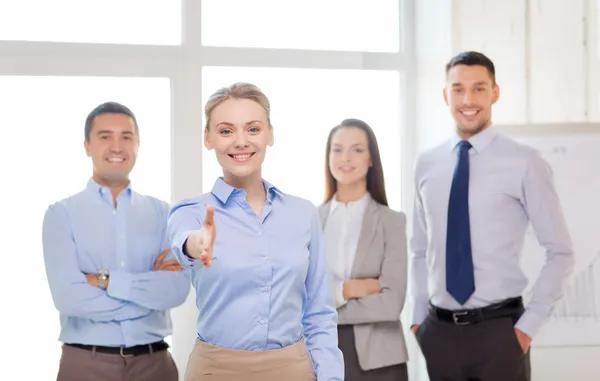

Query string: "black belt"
[[66, 340, 169, 358], [428, 297, 524, 326]]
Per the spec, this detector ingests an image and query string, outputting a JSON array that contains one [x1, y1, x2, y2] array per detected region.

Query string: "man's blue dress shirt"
[[42, 178, 191, 347]]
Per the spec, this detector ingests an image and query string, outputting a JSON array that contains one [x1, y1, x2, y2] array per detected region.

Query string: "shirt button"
[[258, 231, 262, 235], [259, 319, 266, 325], [120, 261, 126, 267], [262, 287, 269, 292], [112, 210, 117, 215], [263, 256, 268, 260]]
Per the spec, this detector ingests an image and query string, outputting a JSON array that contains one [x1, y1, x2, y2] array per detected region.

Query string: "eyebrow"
[[452, 81, 489, 87], [96, 130, 134, 135], [216, 120, 264, 128], [333, 143, 366, 147]]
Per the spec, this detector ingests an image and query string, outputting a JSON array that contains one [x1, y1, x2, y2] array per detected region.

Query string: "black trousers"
[[416, 311, 531, 381], [337, 325, 408, 381]]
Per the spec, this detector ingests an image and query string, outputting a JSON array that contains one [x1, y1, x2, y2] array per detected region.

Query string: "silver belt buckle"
[[452, 311, 469, 325], [120, 346, 134, 358]]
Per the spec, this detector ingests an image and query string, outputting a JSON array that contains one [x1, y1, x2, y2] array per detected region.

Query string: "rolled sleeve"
[[168, 199, 206, 269], [172, 230, 197, 268], [106, 271, 134, 302]]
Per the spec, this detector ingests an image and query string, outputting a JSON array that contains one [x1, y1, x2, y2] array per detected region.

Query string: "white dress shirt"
[[410, 126, 574, 339], [324, 192, 370, 308]]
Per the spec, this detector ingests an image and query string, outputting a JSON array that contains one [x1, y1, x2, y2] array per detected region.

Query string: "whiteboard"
[[512, 131, 600, 347]]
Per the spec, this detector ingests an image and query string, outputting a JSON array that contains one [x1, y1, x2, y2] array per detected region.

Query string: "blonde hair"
[[204, 82, 272, 130]]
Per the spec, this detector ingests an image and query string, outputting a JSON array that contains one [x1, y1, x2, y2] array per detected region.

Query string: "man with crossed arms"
[[42, 102, 191, 381]]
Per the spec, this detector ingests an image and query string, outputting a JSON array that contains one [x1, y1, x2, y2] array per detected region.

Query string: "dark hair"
[[84, 101, 139, 142], [445, 51, 496, 84], [324, 118, 388, 206]]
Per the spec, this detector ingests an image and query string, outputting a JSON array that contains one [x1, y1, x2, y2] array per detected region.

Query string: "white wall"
[[411, 1, 600, 380]]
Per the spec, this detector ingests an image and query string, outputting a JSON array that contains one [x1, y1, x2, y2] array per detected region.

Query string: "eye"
[[453, 88, 462, 93], [354, 148, 364, 153], [99, 135, 108, 140], [248, 126, 260, 133], [219, 129, 233, 135]]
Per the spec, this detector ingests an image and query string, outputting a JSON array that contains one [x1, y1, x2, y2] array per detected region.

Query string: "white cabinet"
[[589, 0, 600, 122], [451, 0, 595, 124], [529, 0, 587, 123], [454, 0, 528, 125]]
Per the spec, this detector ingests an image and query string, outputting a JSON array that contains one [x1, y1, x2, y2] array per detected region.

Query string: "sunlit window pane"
[[0, 76, 171, 378], [0, 1, 181, 45], [201, 0, 400, 52], [201, 67, 402, 210]]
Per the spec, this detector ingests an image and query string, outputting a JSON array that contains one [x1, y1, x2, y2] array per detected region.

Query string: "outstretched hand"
[[184, 205, 216, 267], [200, 205, 216, 267]]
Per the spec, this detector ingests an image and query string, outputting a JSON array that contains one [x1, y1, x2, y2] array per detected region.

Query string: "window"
[[201, 67, 402, 210], [1, 1, 407, 377], [0, 76, 171, 377], [201, 0, 400, 52], [0, 0, 181, 45]]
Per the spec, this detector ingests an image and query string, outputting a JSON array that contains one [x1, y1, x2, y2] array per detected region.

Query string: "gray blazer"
[[319, 196, 409, 371]]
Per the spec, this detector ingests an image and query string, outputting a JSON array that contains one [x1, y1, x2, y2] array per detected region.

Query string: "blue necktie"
[[446, 140, 475, 305]]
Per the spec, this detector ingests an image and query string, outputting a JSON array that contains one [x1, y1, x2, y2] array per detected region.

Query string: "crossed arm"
[[42, 204, 190, 322], [336, 210, 408, 325]]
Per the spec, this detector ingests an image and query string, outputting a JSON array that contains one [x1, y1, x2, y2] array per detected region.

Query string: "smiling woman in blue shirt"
[[167, 82, 344, 381]]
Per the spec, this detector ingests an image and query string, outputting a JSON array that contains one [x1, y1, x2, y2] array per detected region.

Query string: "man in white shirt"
[[409, 51, 574, 381]]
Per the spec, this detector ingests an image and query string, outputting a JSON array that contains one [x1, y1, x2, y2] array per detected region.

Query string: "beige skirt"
[[184, 338, 317, 381]]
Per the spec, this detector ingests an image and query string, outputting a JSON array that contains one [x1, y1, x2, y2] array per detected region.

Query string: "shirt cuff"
[[172, 230, 197, 268], [514, 309, 544, 339], [411, 298, 429, 326], [335, 281, 347, 308], [106, 270, 133, 302]]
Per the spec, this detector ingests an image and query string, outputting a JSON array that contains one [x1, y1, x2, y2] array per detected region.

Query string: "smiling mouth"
[[228, 153, 255, 162], [460, 110, 480, 118], [107, 158, 126, 163], [338, 166, 355, 173]]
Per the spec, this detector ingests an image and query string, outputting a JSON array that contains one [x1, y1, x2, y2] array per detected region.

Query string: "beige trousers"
[[185, 339, 317, 381]]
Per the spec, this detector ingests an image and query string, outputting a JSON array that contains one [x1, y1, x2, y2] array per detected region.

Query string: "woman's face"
[[205, 98, 273, 181], [328, 126, 371, 186]]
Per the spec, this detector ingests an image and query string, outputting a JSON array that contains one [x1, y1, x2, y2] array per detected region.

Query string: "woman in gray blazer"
[[319, 118, 409, 381]]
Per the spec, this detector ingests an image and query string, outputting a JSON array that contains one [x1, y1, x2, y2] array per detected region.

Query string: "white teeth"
[[108, 158, 124, 163], [233, 154, 252, 159], [462, 110, 478, 116]]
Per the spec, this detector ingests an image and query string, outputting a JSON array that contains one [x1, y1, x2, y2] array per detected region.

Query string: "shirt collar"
[[86, 177, 133, 204], [449, 124, 498, 154], [329, 192, 371, 216], [211, 177, 283, 204]]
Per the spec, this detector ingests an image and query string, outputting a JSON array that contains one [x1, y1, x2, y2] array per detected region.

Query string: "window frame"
[[0, 0, 416, 376]]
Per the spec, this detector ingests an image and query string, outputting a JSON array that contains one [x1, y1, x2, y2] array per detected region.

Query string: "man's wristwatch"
[[97, 269, 110, 289]]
